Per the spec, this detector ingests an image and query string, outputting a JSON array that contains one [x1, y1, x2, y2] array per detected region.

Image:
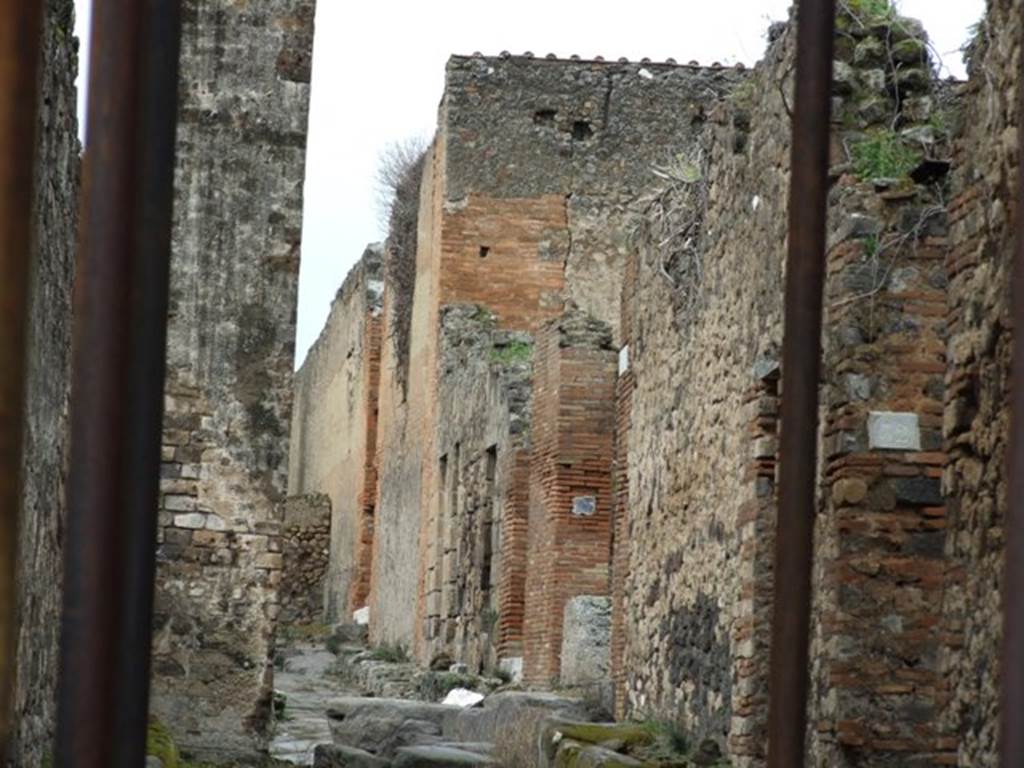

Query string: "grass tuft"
[[851, 130, 921, 180]]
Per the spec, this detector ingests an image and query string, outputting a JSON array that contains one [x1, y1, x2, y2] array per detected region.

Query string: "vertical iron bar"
[[0, 0, 44, 753], [767, 1, 835, 766], [55, 0, 181, 764], [1001, 8, 1024, 763]]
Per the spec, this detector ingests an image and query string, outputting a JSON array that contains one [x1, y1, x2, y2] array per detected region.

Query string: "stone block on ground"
[[539, 720, 655, 765], [552, 740, 646, 768], [447, 691, 594, 751], [327, 697, 462, 757], [393, 745, 500, 767], [313, 743, 390, 767]]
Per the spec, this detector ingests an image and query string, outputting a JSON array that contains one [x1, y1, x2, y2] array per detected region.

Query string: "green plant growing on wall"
[[147, 718, 180, 768], [851, 130, 921, 180], [489, 341, 532, 365]]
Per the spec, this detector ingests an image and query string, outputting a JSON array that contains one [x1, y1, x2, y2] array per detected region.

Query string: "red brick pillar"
[[523, 310, 617, 686], [350, 311, 383, 612]]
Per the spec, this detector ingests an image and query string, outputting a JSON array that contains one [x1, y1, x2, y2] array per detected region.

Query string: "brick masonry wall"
[[522, 311, 617, 686], [150, 0, 315, 760], [940, 1, 1019, 764], [442, 55, 743, 344], [279, 494, 332, 626], [352, 312, 382, 612], [9, 1, 80, 763], [289, 245, 383, 621], [810, 183, 952, 765]]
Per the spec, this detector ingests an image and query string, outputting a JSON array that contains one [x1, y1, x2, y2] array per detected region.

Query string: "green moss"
[[851, 130, 921, 180], [490, 340, 532, 365], [147, 718, 180, 768], [557, 721, 656, 747]]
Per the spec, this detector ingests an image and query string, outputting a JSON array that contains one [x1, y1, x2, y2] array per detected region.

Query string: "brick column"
[[523, 310, 617, 685], [810, 186, 953, 764], [350, 312, 383, 612]]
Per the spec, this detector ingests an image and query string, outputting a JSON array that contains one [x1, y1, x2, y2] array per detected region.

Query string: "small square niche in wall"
[[572, 495, 597, 517], [868, 411, 921, 451], [479, 246, 491, 259]]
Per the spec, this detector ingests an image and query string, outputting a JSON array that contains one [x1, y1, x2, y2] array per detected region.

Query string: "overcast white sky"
[[72, 1, 983, 366]]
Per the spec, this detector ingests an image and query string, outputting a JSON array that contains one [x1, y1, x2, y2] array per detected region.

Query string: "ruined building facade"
[[289, 54, 742, 680], [292, 2, 1024, 766]]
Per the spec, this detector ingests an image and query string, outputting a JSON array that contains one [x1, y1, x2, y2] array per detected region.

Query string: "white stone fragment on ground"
[[442, 688, 486, 708], [353, 605, 370, 625]]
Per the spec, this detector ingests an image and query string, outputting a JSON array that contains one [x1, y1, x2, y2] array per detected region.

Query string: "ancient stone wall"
[[810, 187, 951, 765], [941, 1, 1019, 764], [150, 0, 315, 759], [425, 305, 533, 673], [370, 142, 443, 651], [805, 9, 956, 766], [368, 53, 745, 665], [522, 310, 617, 686], [9, 1, 80, 763], [279, 494, 332, 627], [615, 9, 955, 764], [290, 245, 383, 621], [616, 26, 790, 751]]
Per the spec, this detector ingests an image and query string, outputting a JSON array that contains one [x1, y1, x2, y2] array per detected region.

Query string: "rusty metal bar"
[[1001, 12, 1024, 763], [0, 0, 45, 753], [55, 0, 181, 764], [767, 1, 835, 766]]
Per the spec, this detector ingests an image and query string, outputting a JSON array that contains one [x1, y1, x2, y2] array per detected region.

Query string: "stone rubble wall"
[[9, 1, 80, 764], [616, 24, 791, 752], [941, 0, 1020, 764], [279, 494, 332, 627], [616, 7, 957, 765], [150, 0, 315, 760], [290, 245, 383, 622], [425, 304, 533, 673]]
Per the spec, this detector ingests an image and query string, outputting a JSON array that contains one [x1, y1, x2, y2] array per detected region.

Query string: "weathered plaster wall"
[[9, 1, 79, 763], [370, 141, 445, 650], [290, 245, 383, 621], [941, 1, 1019, 764], [150, 0, 315, 759]]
